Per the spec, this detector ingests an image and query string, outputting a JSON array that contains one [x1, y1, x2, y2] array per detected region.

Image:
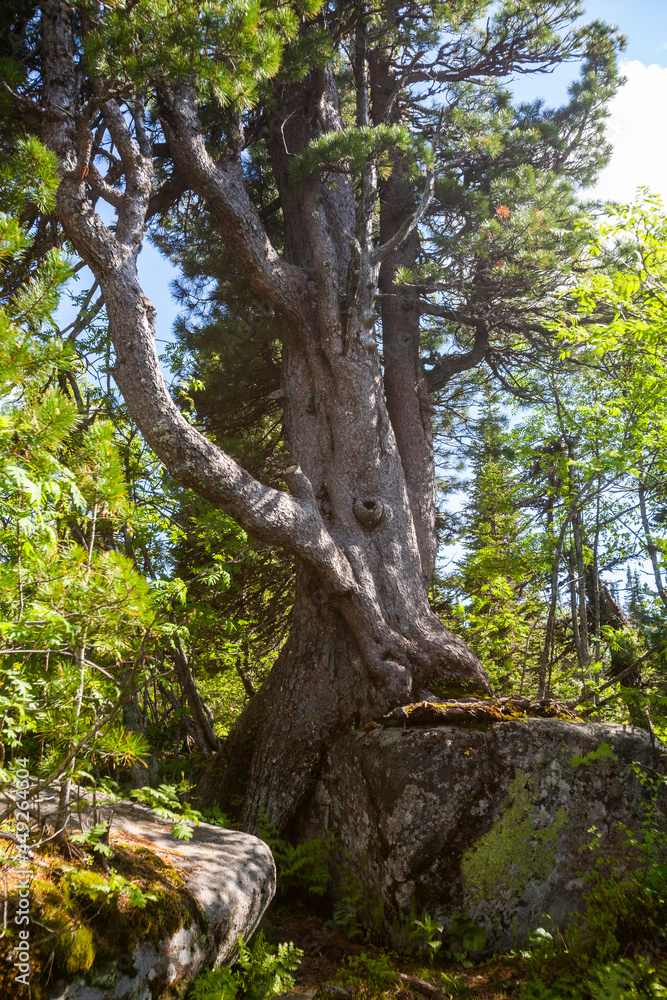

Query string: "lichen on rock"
[[461, 771, 569, 908], [296, 717, 665, 951]]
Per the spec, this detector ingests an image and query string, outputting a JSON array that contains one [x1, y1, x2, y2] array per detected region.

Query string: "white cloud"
[[587, 60, 667, 205]]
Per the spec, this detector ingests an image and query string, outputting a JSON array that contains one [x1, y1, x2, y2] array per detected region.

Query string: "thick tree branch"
[[157, 85, 315, 332], [101, 99, 151, 248], [38, 2, 358, 602], [103, 262, 357, 593], [146, 175, 187, 220], [373, 160, 434, 267], [86, 164, 126, 210]]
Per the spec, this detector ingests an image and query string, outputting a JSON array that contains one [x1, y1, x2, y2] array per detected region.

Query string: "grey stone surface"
[[48, 800, 275, 1000], [296, 718, 664, 951]]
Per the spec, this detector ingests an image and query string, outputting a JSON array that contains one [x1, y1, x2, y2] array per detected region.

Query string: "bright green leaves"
[[191, 934, 303, 1000], [290, 124, 414, 186], [0, 138, 164, 785], [442, 408, 542, 693], [6, 546, 152, 655], [0, 377, 152, 656], [76, 421, 132, 519], [83, 0, 322, 105], [130, 783, 204, 839], [555, 197, 667, 478], [63, 867, 158, 908], [0, 663, 40, 750]]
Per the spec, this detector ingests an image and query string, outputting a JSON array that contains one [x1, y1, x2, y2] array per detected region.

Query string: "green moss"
[[392, 698, 580, 732], [28, 876, 97, 976], [52, 922, 96, 976], [82, 843, 201, 960], [461, 772, 569, 906], [0, 925, 49, 1000], [114, 841, 186, 887], [429, 679, 491, 699], [25, 841, 201, 989]]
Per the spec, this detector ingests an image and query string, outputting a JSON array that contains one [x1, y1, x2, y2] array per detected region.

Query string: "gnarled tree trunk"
[[38, 0, 493, 833], [194, 68, 488, 830]]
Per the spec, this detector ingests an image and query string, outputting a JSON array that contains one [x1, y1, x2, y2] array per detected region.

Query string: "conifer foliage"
[[1, 0, 627, 829]]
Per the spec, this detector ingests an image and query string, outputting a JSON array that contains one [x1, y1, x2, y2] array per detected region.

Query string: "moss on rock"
[[383, 698, 581, 729], [66, 841, 203, 964], [1, 840, 202, 996]]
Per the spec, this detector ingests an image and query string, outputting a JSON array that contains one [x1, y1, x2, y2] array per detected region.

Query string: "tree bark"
[[370, 45, 438, 584]]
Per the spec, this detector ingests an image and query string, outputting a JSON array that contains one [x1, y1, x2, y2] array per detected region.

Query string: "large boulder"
[[3, 794, 275, 1000], [296, 711, 664, 951]]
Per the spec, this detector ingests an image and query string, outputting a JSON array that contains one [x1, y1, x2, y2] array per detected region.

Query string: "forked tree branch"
[[38, 1, 356, 599], [156, 85, 316, 333]]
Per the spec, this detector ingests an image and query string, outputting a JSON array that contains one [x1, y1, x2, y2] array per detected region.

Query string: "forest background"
[[4, 0, 667, 997]]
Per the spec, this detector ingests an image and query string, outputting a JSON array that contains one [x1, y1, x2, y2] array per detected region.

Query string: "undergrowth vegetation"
[[190, 934, 303, 1000]]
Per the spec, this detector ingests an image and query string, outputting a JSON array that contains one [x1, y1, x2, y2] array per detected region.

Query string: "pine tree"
[[446, 406, 540, 693], [3, 0, 623, 829], [0, 138, 160, 835]]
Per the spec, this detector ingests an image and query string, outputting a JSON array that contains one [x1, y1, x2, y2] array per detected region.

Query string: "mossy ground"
[[0, 836, 203, 999]]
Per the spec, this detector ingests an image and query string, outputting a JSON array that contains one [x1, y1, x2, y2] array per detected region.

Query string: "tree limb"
[[156, 85, 315, 332], [146, 175, 187, 220], [37, 5, 360, 603], [373, 161, 435, 267], [424, 317, 489, 390]]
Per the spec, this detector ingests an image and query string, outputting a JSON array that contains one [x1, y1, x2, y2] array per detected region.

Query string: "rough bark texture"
[[38, 0, 493, 833], [371, 50, 438, 584]]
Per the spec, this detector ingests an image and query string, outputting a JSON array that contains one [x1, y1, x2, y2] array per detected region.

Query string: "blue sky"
[[575, 0, 667, 64], [510, 0, 667, 104], [508, 2, 667, 205]]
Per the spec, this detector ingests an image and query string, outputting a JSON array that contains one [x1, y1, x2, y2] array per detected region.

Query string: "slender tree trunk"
[[568, 544, 584, 672], [639, 481, 667, 611], [571, 511, 590, 668], [170, 636, 221, 759], [538, 514, 571, 700]]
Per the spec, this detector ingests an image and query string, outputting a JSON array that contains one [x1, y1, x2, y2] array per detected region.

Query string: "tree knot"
[[353, 497, 384, 529]]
